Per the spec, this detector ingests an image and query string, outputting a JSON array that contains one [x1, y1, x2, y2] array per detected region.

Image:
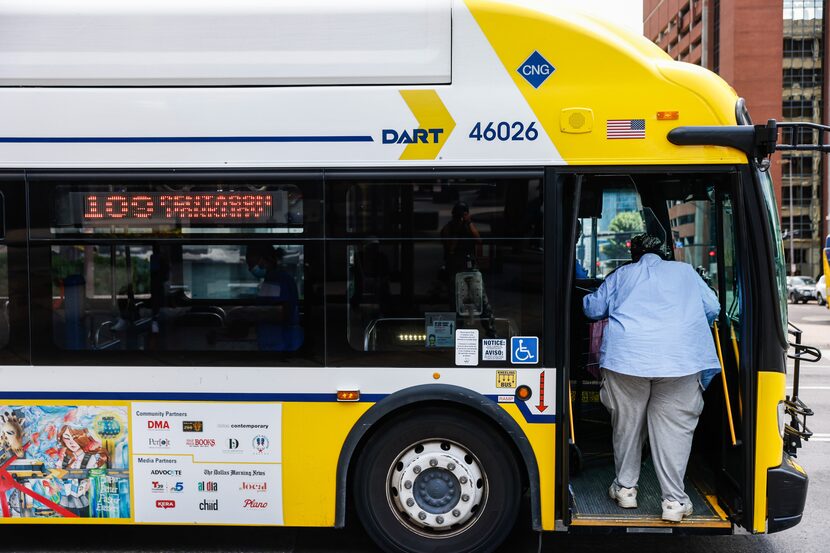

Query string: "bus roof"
[[0, 0, 452, 87], [0, 0, 747, 168]]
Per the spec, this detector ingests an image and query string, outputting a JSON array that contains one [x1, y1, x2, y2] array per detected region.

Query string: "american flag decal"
[[606, 119, 646, 139]]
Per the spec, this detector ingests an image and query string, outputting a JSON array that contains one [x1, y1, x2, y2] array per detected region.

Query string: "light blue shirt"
[[583, 253, 721, 385]]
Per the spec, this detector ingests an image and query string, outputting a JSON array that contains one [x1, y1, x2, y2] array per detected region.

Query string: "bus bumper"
[[766, 453, 808, 533]]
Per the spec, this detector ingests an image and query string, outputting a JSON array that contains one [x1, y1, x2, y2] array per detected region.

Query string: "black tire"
[[352, 407, 522, 553], [819, 293, 826, 306], [789, 292, 796, 304]]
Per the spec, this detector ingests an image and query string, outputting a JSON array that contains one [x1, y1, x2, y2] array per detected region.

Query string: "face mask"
[[250, 266, 267, 280]]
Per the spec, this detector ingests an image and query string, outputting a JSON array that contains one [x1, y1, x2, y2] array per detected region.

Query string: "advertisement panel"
[[131, 402, 282, 524]]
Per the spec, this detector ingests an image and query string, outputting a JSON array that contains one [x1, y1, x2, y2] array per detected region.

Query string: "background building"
[[644, 0, 828, 277]]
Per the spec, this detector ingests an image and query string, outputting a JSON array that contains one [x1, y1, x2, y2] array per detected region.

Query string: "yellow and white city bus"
[[823, 234, 829, 307], [0, 0, 816, 551]]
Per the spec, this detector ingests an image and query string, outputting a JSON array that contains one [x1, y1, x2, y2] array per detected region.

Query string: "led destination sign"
[[42, 186, 304, 238], [81, 192, 277, 223]]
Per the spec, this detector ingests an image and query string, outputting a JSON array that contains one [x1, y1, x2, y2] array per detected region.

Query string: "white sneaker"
[[608, 483, 638, 508], [661, 499, 693, 522]]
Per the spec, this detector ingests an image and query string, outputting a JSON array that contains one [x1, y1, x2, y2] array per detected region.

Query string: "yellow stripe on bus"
[[464, 0, 747, 166], [281, 401, 554, 529], [500, 404, 557, 531], [754, 371, 785, 533], [399, 90, 456, 161], [282, 402, 372, 526]]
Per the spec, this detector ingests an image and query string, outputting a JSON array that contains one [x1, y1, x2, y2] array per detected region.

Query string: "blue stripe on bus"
[[0, 391, 383, 402], [0, 135, 374, 143], [513, 397, 557, 423], [0, 391, 555, 424]]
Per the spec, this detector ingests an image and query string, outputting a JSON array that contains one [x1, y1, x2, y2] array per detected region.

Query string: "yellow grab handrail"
[[568, 381, 576, 444], [714, 322, 737, 446]]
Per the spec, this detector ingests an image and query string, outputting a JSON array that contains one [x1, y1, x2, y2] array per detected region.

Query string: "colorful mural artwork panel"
[[0, 404, 129, 519]]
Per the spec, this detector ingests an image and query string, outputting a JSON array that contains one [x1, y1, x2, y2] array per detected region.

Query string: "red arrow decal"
[[536, 370, 547, 412]]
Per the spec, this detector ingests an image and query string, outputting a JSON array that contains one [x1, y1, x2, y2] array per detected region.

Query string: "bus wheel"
[[353, 408, 521, 553]]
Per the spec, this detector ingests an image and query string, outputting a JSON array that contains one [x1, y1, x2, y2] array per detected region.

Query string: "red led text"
[[83, 193, 274, 222]]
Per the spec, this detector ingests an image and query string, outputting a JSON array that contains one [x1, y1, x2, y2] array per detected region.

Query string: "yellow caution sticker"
[[496, 370, 518, 389]]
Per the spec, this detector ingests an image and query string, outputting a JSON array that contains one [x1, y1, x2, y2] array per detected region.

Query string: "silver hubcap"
[[387, 439, 486, 536]]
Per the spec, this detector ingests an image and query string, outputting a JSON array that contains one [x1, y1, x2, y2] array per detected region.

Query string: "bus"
[[823, 234, 829, 307], [0, 0, 815, 551]]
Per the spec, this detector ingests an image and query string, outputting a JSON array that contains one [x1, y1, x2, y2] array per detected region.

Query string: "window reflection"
[[0, 245, 8, 349], [346, 240, 541, 354], [50, 243, 305, 352], [333, 176, 544, 360]]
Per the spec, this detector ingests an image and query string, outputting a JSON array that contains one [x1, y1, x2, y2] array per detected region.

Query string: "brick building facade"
[[644, 0, 827, 277]]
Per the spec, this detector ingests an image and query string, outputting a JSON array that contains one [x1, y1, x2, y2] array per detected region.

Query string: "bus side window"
[[48, 243, 307, 354], [328, 175, 544, 366], [30, 176, 324, 366], [0, 192, 8, 351]]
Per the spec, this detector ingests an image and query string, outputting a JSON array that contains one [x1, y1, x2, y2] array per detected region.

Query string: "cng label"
[[517, 51, 555, 89]]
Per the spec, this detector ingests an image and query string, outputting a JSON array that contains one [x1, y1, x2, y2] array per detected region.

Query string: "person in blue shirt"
[[245, 244, 303, 351], [583, 233, 720, 522]]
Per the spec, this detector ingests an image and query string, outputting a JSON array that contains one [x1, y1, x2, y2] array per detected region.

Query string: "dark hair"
[[245, 244, 283, 266], [451, 201, 469, 219], [630, 233, 666, 262]]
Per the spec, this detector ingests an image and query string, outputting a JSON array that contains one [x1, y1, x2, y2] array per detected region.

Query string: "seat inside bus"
[[566, 173, 742, 528]]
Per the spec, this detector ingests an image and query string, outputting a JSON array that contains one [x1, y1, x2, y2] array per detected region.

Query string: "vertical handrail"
[[713, 322, 737, 446], [568, 381, 575, 444]]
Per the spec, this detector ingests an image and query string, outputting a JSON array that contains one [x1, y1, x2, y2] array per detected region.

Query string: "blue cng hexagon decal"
[[516, 51, 555, 89]]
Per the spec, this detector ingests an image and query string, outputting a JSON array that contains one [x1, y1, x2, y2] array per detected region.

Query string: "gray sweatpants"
[[599, 368, 704, 504]]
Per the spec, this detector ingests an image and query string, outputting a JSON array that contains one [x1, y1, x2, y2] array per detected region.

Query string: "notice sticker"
[[455, 329, 479, 366], [482, 339, 507, 361]]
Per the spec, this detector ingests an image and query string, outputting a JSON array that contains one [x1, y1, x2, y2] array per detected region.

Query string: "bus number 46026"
[[469, 121, 538, 141]]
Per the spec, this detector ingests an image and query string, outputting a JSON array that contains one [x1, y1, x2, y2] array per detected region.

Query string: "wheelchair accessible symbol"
[[511, 336, 539, 365]]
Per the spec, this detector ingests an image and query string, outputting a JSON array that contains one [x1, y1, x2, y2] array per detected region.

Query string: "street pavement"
[[2, 303, 828, 553]]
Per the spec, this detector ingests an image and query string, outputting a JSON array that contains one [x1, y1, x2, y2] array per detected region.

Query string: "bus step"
[[569, 459, 730, 529]]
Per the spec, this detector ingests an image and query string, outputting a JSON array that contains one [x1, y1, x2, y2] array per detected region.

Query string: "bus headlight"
[[777, 401, 786, 439]]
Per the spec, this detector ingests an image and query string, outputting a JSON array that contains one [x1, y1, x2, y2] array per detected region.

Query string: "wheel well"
[[335, 385, 542, 531]]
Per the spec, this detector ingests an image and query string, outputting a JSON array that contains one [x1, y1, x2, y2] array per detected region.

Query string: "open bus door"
[[823, 234, 830, 309], [558, 168, 748, 532], [558, 114, 825, 533]]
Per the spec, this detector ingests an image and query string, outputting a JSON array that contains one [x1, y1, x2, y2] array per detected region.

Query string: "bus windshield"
[[757, 168, 789, 334]]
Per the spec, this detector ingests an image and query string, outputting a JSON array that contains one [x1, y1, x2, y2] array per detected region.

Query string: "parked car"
[[816, 275, 827, 305], [787, 276, 818, 303]]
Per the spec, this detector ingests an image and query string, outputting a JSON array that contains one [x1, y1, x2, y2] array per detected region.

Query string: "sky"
[[562, 0, 644, 35]]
